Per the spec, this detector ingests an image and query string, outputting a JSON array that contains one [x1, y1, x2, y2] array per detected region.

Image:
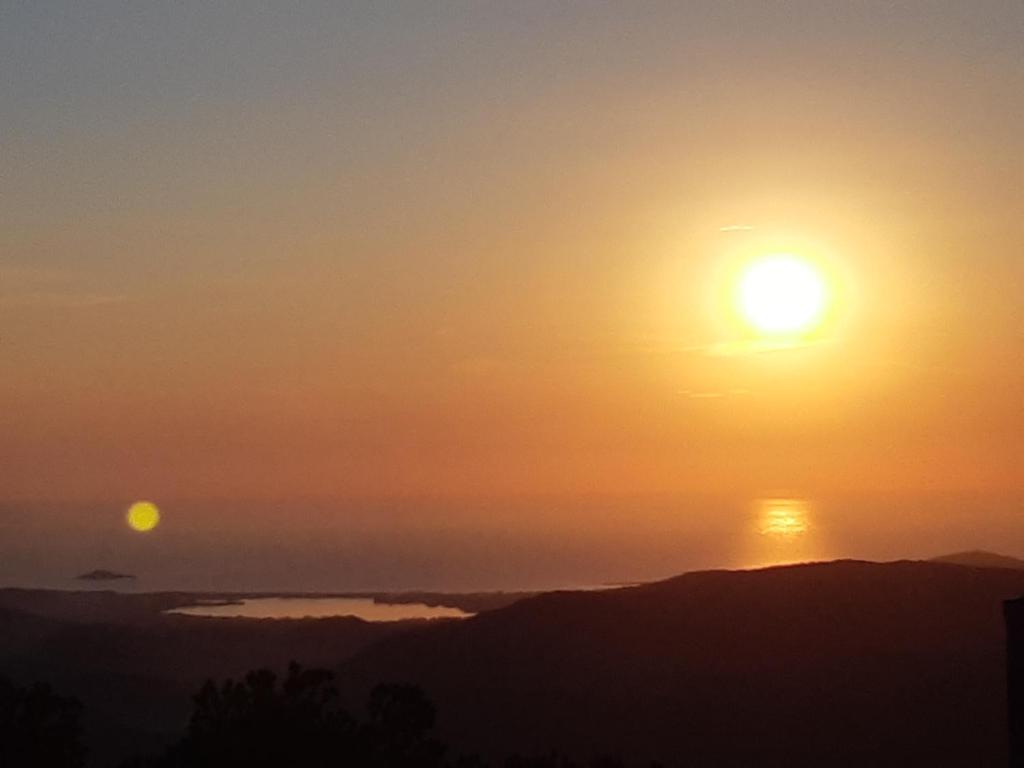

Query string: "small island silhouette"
[[75, 569, 135, 582]]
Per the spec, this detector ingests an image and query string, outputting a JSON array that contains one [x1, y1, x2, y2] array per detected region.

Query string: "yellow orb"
[[738, 255, 827, 334], [126, 501, 160, 533]]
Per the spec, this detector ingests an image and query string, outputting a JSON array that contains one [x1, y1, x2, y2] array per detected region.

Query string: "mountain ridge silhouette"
[[929, 550, 1024, 570], [337, 559, 1024, 766]]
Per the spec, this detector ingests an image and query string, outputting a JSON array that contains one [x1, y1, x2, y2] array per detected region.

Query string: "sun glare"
[[126, 501, 161, 533], [738, 255, 827, 335]]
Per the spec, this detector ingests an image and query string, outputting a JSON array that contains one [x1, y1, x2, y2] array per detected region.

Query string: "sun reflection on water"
[[758, 498, 810, 539], [737, 497, 824, 569]]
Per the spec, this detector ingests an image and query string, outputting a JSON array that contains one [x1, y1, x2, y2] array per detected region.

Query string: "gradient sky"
[[2, 1, 1021, 522]]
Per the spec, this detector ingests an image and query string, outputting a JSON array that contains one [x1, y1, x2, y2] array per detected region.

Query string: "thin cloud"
[[450, 356, 514, 378], [719, 224, 754, 232], [678, 388, 750, 400], [678, 390, 727, 399], [682, 338, 832, 357], [0, 266, 76, 283], [0, 292, 130, 309]]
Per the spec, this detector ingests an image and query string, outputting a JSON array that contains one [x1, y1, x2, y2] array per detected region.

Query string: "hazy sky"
[[2, 2, 1021, 516]]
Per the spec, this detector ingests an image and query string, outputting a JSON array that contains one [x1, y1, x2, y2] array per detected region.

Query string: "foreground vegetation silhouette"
[[8, 560, 1020, 766], [119, 663, 641, 768], [0, 675, 86, 768], [1007, 597, 1024, 766]]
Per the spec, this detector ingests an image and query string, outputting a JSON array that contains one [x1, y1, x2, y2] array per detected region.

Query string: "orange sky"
[[1, 2, 1021, 512]]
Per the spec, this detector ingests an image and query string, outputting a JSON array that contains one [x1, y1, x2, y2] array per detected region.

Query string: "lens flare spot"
[[126, 501, 160, 533]]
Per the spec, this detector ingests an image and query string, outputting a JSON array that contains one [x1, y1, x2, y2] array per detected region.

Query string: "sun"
[[737, 255, 827, 335], [126, 501, 160, 533]]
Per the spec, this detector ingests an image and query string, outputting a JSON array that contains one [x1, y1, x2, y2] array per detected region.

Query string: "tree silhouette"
[[162, 663, 357, 767], [0, 675, 86, 768], [364, 683, 446, 768], [120, 665, 655, 768], [140, 663, 449, 768]]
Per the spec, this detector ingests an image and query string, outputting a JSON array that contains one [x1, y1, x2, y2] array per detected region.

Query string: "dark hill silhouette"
[[0, 602, 412, 766], [338, 560, 1024, 767], [1007, 597, 1024, 766], [930, 550, 1024, 570], [6, 560, 1024, 766], [0, 589, 200, 625], [0, 674, 86, 767]]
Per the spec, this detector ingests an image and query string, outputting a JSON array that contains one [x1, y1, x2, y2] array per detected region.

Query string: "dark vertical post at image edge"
[[1006, 597, 1024, 767]]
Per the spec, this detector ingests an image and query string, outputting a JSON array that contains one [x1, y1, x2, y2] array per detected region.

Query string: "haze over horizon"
[[2, 2, 1021, 592], [2, 493, 1022, 593]]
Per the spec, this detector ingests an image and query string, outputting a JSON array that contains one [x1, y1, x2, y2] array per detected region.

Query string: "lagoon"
[[168, 596, 473, 621]]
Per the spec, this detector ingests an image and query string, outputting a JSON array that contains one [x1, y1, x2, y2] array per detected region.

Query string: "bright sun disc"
[[738, 255, 826, 334], [126, 501, 160, 532]]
